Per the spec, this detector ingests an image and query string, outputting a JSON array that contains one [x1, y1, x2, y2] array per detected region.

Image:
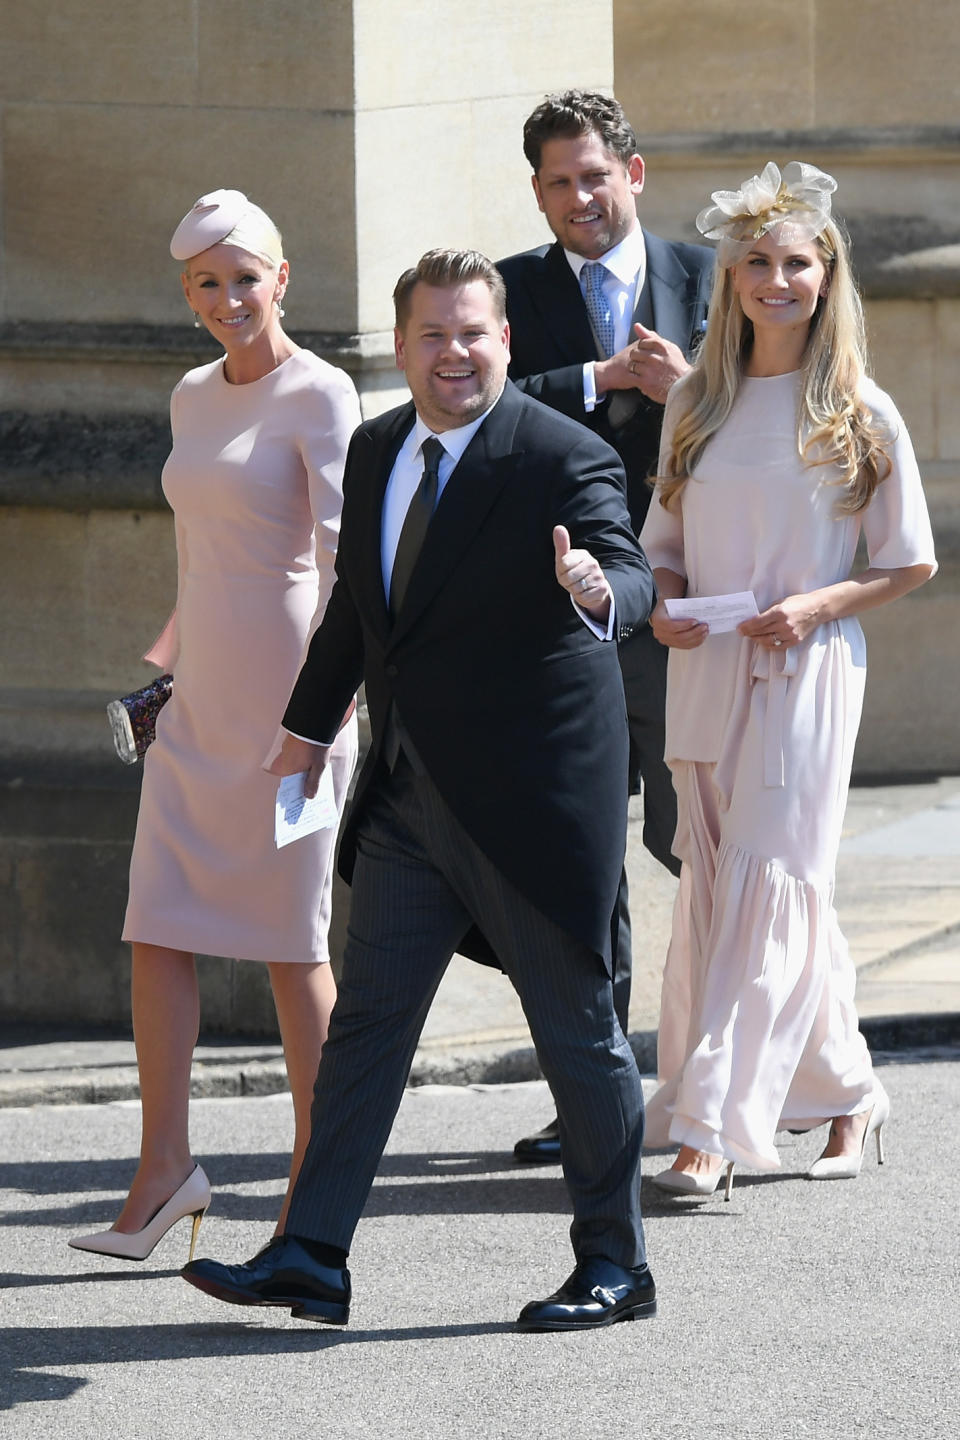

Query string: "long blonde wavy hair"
[[657, 218, 890, 512]]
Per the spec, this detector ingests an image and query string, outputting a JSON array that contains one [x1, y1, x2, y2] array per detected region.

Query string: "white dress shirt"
[[380, 409, 489, 600], [384, 407, 612, 640], [563, 223, 647, 413]]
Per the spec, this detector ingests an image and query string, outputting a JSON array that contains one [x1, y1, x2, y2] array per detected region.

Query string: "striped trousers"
[[286, 754, 646, 1269]]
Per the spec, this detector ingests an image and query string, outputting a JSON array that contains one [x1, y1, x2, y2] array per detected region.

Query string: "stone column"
[[0, 0, 615, 1027]]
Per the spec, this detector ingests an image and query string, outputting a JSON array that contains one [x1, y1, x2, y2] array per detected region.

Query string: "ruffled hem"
[[648, 834, 873, 1169]]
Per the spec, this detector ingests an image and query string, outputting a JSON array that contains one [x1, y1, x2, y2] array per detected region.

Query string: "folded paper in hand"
[[275, 768, 338, 849], [663, 590, 758, 633]]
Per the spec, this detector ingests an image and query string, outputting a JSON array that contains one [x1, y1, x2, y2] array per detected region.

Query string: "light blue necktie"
[[582, 261, 615, 358]]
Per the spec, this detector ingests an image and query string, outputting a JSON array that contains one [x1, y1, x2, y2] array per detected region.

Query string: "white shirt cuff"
[[583, 362, 600, 414], [571, 594, 616, 641], [283, 727, 334, 747]]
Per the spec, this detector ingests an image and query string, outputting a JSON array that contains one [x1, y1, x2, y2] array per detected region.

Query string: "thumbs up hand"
[[553, 525, 612, 621]]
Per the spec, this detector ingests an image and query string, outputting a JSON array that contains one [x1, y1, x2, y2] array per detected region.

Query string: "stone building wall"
[[1, 1, 956, 1028], [0, 0, 615, 1028]]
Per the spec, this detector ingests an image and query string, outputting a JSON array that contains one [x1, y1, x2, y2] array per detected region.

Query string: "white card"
[[275, 768, 338, 849], [663, 590, 759, 633]]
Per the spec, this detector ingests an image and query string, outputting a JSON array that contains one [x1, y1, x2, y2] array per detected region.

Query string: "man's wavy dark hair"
[[522, 89, 637, 173]]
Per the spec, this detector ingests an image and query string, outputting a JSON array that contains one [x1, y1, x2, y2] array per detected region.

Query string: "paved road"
[[2, 777, 958, 1435], [3, 1058, 959, 1439]]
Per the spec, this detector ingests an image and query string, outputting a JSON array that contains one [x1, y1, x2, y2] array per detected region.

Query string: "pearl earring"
[[193, 312, 201, 328], [276, 299, 285, 318]]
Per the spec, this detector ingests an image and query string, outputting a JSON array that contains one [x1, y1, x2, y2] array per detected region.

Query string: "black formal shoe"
[[513, 1116, 561, 1163], [516, 1256, 656, 1331], [182, 1235, 350, 1325]]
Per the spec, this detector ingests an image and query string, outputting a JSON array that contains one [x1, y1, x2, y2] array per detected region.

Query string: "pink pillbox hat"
[[170, 189, 282, 266]]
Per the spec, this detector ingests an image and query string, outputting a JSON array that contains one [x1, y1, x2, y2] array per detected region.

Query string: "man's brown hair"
[[393, 249, 507, 329], [522, 89, 637, 173]]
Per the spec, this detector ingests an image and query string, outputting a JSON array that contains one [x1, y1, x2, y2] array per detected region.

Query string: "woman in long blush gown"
[[639, 163, 936, 1197], [69, 191, 360, 1260]]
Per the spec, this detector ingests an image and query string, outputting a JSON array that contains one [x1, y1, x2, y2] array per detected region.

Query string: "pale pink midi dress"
[[639, 372, 936, 1168], [123, 349, 361, 964]]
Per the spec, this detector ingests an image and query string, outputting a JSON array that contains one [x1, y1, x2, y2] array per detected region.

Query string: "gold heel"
[[188, 1209, 205, 1263], [875, 1126, 885, 1166], [68, 1164, 212, 1261], [724, 1162, 735, 1202]]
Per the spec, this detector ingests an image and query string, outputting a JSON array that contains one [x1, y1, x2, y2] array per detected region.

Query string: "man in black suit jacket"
[[182, 249, 658, 1331], [498, 90, 714, 1162]]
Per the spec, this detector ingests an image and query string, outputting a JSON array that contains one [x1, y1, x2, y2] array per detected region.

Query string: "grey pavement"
[[2, 1061, 960, 1438], [1, 775, 958, 1107], [3, 779, 960, 1438]]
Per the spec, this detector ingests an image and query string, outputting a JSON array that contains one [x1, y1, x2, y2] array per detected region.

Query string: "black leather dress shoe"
[[513, 1115, 561, 1163], [516, 1256, 656, 1331], [182, 1235, 350, 1325]]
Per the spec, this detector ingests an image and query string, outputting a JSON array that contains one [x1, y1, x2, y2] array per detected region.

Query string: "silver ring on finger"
[[773, 636, 783, 647], [580, 577, 590, 593]]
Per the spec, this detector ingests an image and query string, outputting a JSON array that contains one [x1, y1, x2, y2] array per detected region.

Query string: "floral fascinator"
[[696, 161, 837, 267]]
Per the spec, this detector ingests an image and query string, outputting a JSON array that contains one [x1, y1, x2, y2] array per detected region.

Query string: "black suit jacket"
[[283, 381, 655, 966], [497, 229, 714, 531]]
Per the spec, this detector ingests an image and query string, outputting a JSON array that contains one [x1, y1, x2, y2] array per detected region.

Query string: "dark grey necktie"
[[389, 436, 444, 618]]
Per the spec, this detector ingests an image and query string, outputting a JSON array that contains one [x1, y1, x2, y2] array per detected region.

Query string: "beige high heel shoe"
[[808, 1088, 889, 1180], [653, 1158, 735, 1201], [68, 1164, 211, 1261]]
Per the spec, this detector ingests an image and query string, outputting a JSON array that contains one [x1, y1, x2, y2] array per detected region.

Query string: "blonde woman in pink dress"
[[639, 164, 936, 1197], [70, 191, 360, 1260]]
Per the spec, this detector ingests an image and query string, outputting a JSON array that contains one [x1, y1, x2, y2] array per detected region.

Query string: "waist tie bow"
[[750, 643, 799, 787]]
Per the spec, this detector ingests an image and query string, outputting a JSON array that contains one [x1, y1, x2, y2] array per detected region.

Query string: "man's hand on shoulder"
[[553, 525, 612, 623], [625, 323, 691, 405]]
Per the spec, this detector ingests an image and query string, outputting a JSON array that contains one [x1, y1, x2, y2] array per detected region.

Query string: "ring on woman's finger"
[[773, 636, 783, 646], [580, 576, 590, 593]]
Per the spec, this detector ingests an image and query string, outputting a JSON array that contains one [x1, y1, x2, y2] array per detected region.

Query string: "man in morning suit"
[[499, 89, 714, 1162], [182, 249, 658, 1331]]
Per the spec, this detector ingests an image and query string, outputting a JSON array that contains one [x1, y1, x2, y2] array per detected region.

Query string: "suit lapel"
[[633, 269, 655, 331], [351, 403, 414, 643], [606, 232, 703, 432], [531, 243, 596, 362], [529, 238, 698, 359], [641, 229, 698, 350], [388, 385, 525, 643]]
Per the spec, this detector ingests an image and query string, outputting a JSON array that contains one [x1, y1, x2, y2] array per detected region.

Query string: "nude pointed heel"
[[68, 1164, 211, 1262], [808, 1088, 889, 1181], [653, 1158, 734, 1200]]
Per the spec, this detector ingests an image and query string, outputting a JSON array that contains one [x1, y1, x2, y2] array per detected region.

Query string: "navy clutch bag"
[[106, 674, 173, 764]]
